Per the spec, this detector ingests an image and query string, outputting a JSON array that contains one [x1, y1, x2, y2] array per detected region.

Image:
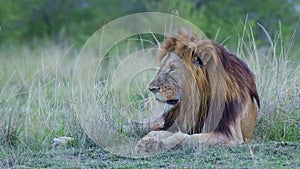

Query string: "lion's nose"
[[149, 86, 160, 93]]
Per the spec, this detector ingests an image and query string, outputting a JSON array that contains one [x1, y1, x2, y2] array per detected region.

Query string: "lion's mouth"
[[156, 98, 179, 105], [166, 99, 179, 105], [153, 93, 181, 105]]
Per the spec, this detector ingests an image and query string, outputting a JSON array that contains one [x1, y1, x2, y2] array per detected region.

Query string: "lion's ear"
[[192, 41, 215, 67], [195, 51, 211, 66]]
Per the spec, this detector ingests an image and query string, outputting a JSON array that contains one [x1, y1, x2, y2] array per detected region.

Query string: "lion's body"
[[134, 29, 260, 153]]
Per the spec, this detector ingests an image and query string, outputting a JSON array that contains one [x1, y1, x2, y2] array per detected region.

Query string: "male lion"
[[134, 29, 260, 153]]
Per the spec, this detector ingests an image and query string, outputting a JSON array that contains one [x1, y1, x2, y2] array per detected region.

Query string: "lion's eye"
[[169, 65, 176, 72]]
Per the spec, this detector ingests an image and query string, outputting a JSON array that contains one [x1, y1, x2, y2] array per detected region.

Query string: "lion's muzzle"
[[149, 72, 181, 105]]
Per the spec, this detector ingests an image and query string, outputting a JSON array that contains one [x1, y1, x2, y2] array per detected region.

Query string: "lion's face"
[[149, 52, 189, 107]]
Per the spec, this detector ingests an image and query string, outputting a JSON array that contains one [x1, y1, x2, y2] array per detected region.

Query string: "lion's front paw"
[[134, 134, 162, 154], [134, 131, 173, 154]]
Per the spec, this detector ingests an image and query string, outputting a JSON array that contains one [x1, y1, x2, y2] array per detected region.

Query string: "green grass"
[[1, 142, 299, 168], [0, 26, 299, 167]]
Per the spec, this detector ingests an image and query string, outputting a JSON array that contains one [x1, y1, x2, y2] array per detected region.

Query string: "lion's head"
[[149, 52, 185, 106], [148, 29, 260, 136]]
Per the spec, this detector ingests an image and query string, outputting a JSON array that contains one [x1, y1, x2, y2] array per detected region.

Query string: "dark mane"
[[213, 42, 260, 136]]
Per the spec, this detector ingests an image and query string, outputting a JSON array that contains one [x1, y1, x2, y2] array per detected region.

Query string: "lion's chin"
[[155, 99, 180, 113]]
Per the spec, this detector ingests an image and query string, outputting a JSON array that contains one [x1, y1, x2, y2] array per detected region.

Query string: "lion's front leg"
[[134, 131, 235, 154], [134, 131, 188, 154]]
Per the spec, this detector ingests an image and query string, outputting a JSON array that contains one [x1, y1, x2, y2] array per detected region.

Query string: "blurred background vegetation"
[[0, 0, 299, 48]]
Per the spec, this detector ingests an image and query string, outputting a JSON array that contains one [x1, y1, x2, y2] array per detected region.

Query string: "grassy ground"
[[0, 27, 299, 168], [1, 142, 299, 168]]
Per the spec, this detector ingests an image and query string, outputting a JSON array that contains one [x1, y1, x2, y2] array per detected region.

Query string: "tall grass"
[[236, 24, 299, 142], [0, 26, 299, 159], [0, 44, 84, 151]]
